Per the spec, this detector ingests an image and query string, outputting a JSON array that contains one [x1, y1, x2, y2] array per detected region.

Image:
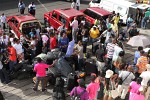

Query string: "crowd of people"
[[0, 0, 150, 100]]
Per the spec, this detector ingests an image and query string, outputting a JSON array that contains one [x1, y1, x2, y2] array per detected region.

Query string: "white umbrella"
[[127, 35, 150, 47]]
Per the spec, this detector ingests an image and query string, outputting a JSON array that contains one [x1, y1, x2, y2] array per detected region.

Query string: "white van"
[[89, 0, 135, 23], [89, 0, 149, 24]]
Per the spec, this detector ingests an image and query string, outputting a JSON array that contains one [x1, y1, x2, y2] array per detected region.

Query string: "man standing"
[[106, 38, 116, 69], [70, 17, 78, 43], [141, 8, 150, 29], [136, 50, 148, 74], [140, 64, 150, 100], [33, 57, 56, 92], [76, 0, 80, 10], [74, 41, 84, 71], [7, 42, 17, 72], [18, 0, 25, 14], [118, 65, 135, 100], [0, 13, 6, 31], [28, 2, 36, 16]]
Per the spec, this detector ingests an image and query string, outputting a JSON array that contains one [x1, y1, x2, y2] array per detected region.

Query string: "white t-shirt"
[[13, 43, 23, 54], [41, 34, 48, 44], [70, 20, 78, 29], [0, 15, 6, 23], [112, 45, 123, 61], [76, 0, 80, 6], [75, 44, 84, 59], [3, 35, 9, 45], [46, 26, 54, 32], [119, 71, 135, 85], [140, 71, 150, 86]]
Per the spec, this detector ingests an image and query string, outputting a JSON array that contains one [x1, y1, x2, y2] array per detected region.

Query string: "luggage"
[[47, 49, 60, 60], [55, 58, 73, 77], [13, 63, 23, 72], [55, 77, 64, 87], [0, 91, 4, 100], [67, 73, 78, 91], [35, 53, 47, 63], [53, 86, 65, 100], [84, 59, 98, 75], [47, 67, 59, 76]]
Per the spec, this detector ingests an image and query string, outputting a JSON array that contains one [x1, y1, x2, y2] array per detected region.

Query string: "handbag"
[[110, 81, 119, 99], [118, 72, 131, 85]]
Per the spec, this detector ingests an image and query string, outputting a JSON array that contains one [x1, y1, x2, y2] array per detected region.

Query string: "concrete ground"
[[0, 0, 150, 100]]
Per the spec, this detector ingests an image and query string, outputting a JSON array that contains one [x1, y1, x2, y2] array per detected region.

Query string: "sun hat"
[[105, 70, 114, 78], [146, 64, 150, 70]]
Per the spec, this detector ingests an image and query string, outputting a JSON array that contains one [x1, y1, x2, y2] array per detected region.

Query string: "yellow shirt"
[[90, 28, 100, 39], [113, 16, 120, 24]]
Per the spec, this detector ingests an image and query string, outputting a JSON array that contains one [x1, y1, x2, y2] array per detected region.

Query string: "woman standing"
[[129, 77, 144, 100], [103, 70, 114, 100]]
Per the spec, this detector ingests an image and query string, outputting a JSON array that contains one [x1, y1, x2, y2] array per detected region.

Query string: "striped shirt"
[[106, 43, 115, 59], [136, 56, 148, 73]]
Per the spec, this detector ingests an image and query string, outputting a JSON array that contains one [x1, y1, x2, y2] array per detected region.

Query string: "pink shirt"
[[34, 63, 49, 77], [70, 20, 78, 29], [130, 81, 141, 94], [86, 82, 100, 100]]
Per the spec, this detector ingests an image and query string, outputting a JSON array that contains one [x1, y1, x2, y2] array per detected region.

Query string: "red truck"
[[7, 14, 42, 39]]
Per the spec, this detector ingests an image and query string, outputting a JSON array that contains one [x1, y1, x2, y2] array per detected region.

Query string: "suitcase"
[[84, 59, 98, 75], [13, 63, 23, 72], [0, 91, 4, 100], [66, 73, 78, 91]]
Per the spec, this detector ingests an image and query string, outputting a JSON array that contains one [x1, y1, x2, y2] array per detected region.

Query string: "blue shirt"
[[59, 37, 69, 52], [134, 51, 140, 64]]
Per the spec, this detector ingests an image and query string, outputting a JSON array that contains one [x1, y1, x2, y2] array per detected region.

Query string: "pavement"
[[0, 0, 150, 100]]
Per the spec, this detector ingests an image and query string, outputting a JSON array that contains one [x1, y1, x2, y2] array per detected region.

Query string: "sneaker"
[[42, 89, 47, 92], [33, 88, 37, 92]]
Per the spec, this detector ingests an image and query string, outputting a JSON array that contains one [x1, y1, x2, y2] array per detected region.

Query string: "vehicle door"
[[49, 11, 58, 29], [90, 0, 101, 7], [8, 17, 21, 38], [56, 14, 67, 29]]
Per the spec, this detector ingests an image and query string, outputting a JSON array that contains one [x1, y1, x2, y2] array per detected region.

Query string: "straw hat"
[[146, 64, 150, 70], [105, 70, 114, 78]]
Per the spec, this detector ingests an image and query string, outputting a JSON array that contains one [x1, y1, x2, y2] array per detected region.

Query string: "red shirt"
[[50, 36, 57, 50], [8, 46, 17, 61]]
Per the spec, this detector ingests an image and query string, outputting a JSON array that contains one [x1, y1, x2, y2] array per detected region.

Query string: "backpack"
[[71, 87, 86, 100]]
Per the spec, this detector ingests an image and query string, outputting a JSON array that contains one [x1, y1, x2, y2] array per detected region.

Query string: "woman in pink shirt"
[[129, 77, 144, 100], [33, 57, 56, 92], [86, 75, 100, 100]]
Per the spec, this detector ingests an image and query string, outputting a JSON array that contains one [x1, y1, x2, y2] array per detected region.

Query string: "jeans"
[[76, 6, 79, 10], [90, 38, 97, 54], [141, 17, 149, 29], [78, 58, 84, 71], [82, 41, 87, 53], [34, 76, 45, 90], [9, 60, 17, 71], [0, 68, 10, 83], [72, 28, 78, 43]]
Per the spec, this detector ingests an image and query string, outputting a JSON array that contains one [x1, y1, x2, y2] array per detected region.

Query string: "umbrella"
[[127, 35, 150, 47]]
